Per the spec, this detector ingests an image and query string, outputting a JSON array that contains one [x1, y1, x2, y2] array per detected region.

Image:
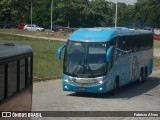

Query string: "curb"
[[33, 76, 61, 82]]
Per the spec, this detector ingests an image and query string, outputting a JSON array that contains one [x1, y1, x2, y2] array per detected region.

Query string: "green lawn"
[[0, 29, 70, 39], [0, 33, 65, 80], [153, 41, 160, 68], [154, 40, 160, 48], [154, 57, 160, 68]]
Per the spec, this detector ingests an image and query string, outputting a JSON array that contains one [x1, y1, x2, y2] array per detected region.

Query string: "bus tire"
[[138, 69, 144, 84], [111, 78, 119, 95], [145, 67, 148, 77]]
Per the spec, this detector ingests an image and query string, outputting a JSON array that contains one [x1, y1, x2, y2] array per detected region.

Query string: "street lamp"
[[51, 0, 53, 32], [31, 0, 32, 29], [115, 0, 118, 28]]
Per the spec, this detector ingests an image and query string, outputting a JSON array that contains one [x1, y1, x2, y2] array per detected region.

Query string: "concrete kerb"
[[33, 76, 61, 82]]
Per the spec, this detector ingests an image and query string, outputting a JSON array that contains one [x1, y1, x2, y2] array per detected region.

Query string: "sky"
[[108, 0, 137, 5]]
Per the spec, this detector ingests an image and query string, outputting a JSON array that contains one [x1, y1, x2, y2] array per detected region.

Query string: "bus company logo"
[[1, 112, 42, 118], [132, 56, 139, 79], [2, 112, 11, 117]]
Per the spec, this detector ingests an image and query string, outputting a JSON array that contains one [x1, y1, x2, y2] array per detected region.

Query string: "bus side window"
[[28, 57, 32, 86], [139, 35, 144, 51], [20, 59, 25, 90], [108, 47, 115, 71], [25, 57, 32, 87], [133, 35, 137, 51], [150, 34, 153, 48], [117, 37, 121, 50], [8, 61, 17, 97], [117, 37, 126, 53], [0, 65, 4, 101], [111, 47, 115, 67]]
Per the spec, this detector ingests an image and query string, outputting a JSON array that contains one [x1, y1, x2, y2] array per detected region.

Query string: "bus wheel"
[[111, 79, 118, 95], [145, 67, 148, 77], [138, 69, 144, 84]]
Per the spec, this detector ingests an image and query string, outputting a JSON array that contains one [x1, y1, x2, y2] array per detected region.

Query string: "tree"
[[0, 0, 160, 28], [112, 2, 130, 26], [149, 0, 160, 27], [54, 0, 89, 27], [84, 0, 113, 27], [0, 0, 14, 22]]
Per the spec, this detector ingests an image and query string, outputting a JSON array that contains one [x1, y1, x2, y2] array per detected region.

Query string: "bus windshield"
[[64, 41, 108, 78]]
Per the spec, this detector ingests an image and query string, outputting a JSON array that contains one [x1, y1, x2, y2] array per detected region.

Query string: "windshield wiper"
[[72, 65, 82, 77], [86, 64, 95, 78], [72, 59, 83, 77]]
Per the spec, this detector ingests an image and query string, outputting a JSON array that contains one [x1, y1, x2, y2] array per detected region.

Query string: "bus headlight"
[[64, 86, 69, 89], [99, 80, 104, 84], [97, 77, 105, 84], [64, 78, 69, 83], [98, 87, 103, 91]]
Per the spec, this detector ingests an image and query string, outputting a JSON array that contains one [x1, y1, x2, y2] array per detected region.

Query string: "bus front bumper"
[[62, 80, 110, 93]]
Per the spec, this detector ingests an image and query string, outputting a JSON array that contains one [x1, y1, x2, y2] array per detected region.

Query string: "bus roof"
[[68, 27, 152, 42], [0, 42, 32, 61]]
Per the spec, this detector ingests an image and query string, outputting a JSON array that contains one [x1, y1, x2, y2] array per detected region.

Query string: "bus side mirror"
[[106, 46, 113, 62], [57, 44, 66, 60]]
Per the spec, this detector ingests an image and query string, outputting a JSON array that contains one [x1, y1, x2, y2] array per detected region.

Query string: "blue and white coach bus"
[[57, 27, 153, 94]]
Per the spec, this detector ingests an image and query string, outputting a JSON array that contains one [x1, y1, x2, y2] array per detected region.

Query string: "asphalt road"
[[32, 70, 160, 120]]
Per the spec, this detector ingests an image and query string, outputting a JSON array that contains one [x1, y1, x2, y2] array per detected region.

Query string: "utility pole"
[[51, 0, 53, 32], [115, 0, 118, 28], [31, 0, 33, 30]]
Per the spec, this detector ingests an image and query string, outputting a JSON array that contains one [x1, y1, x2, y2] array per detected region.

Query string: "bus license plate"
[[79, 88, 86, 91]]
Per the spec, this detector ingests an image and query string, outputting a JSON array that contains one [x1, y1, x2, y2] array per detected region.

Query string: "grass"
[[0, 29, 70, 39], [154, 57, 160, 68], [154, 40, 160, 48], [0, 33, 65, 79], [153, 40, 160, 68]]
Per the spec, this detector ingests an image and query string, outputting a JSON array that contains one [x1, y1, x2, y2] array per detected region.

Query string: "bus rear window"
[[8, 61, 17, 97], [27, 57, 32, 86], [0, 65, 4, 100], [25, 57, 32, 87], [20, 59, 25, 90]]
